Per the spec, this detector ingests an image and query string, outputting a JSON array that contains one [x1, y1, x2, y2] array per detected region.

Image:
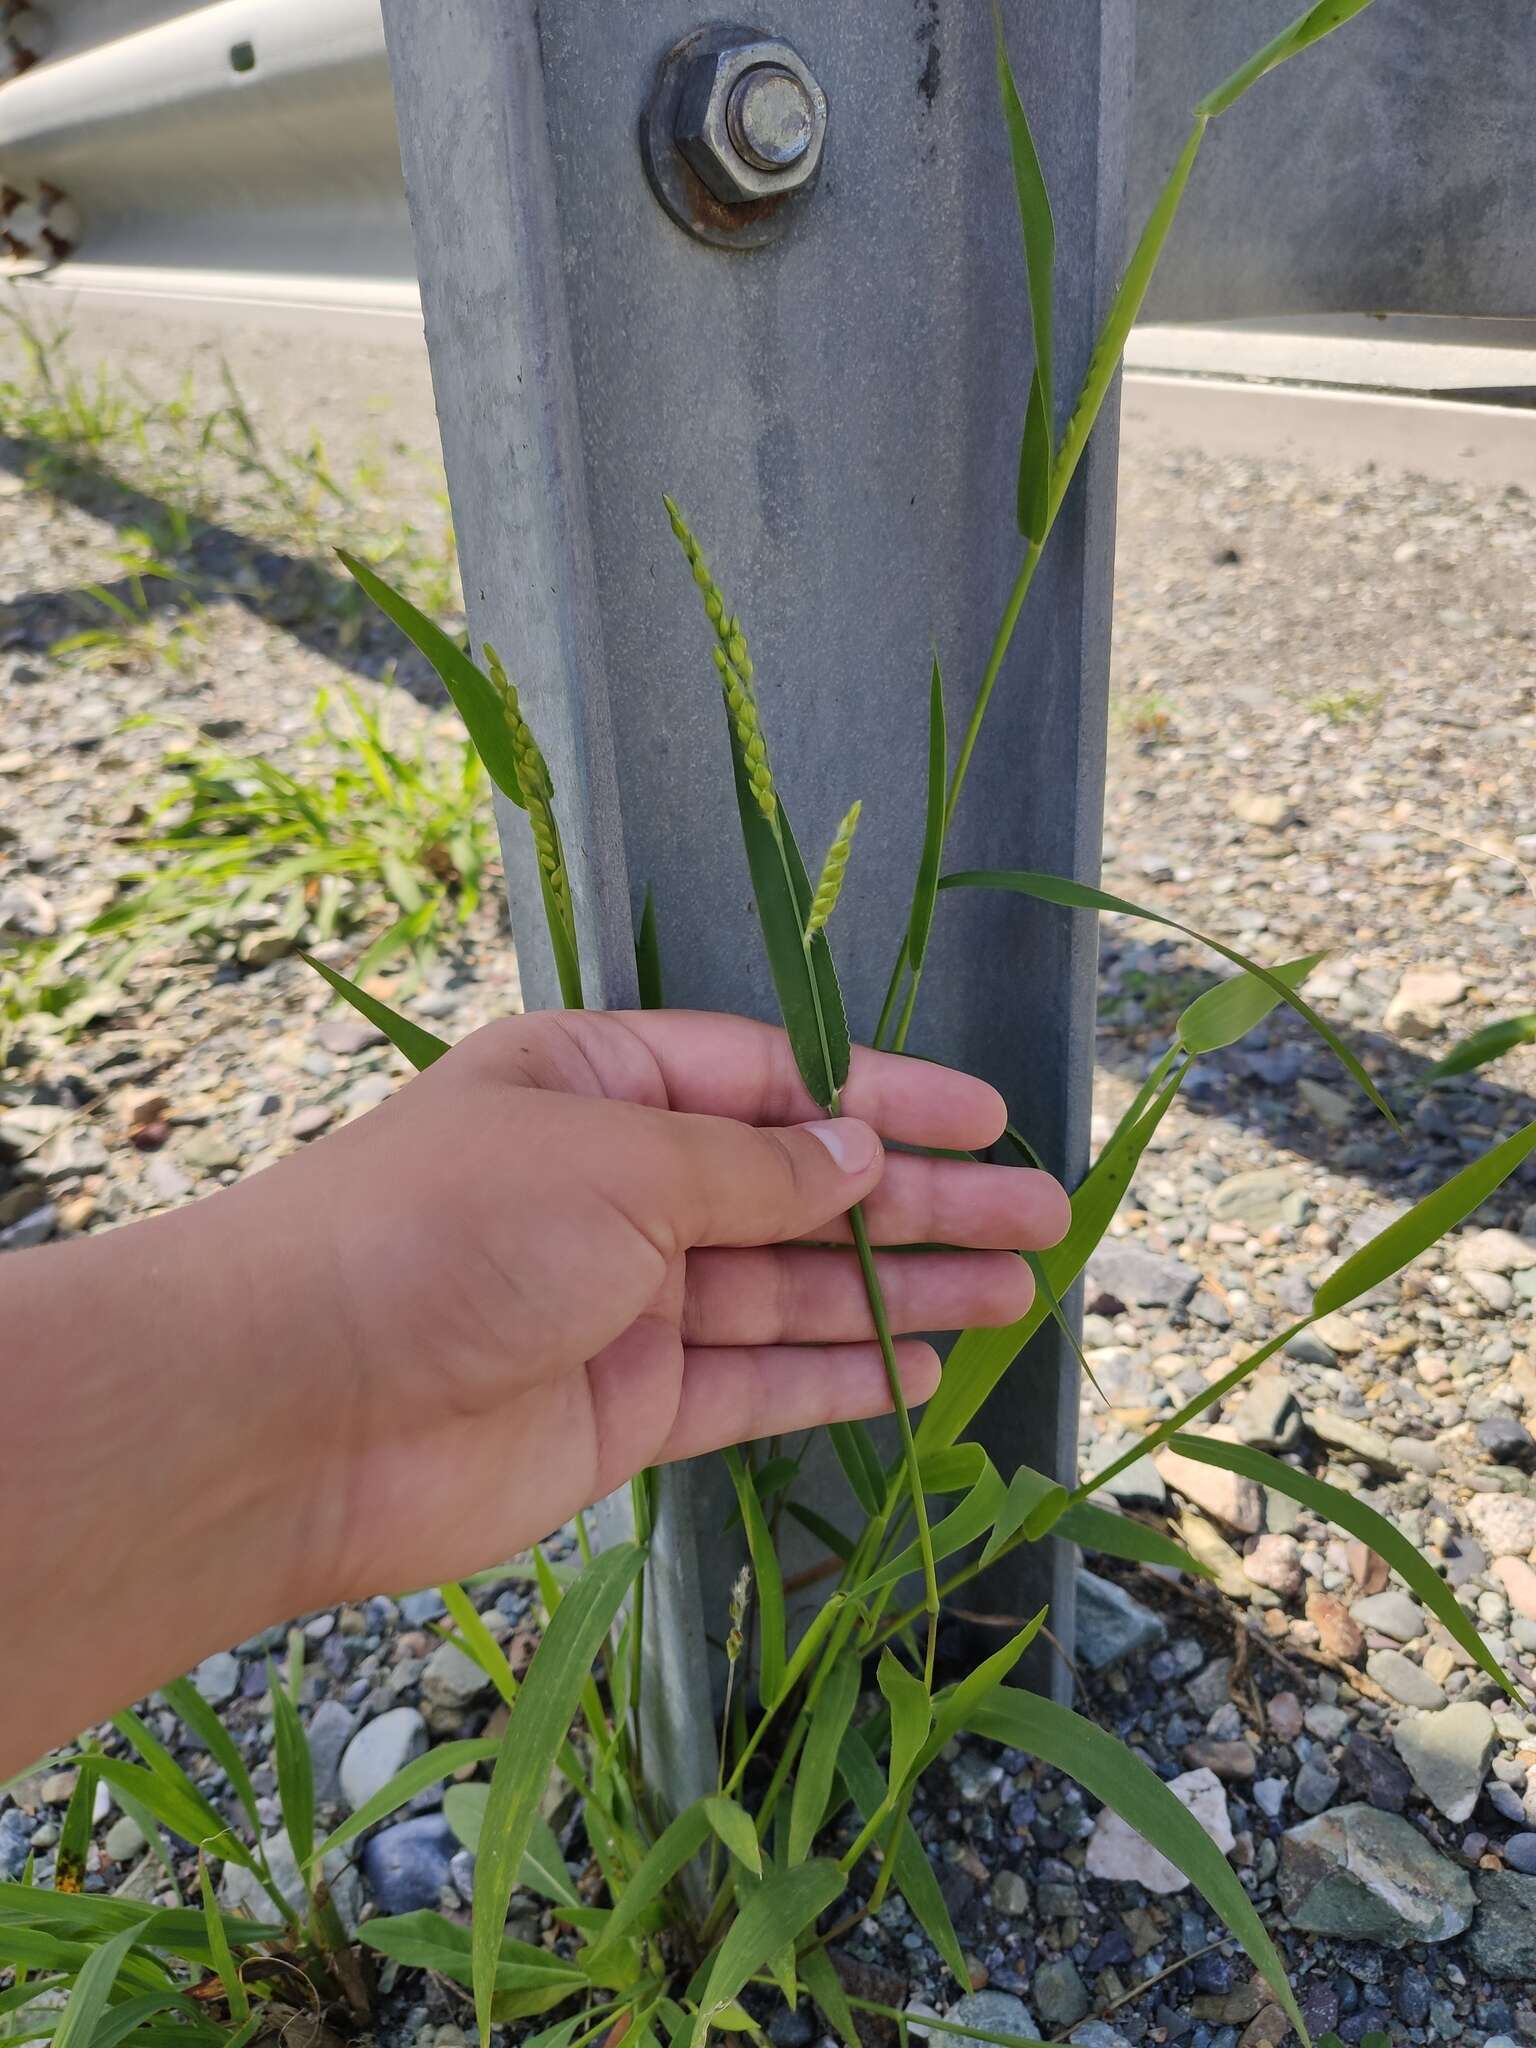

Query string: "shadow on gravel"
[[1094, 996, 1536, 1214], [0, 435, 447, 703]]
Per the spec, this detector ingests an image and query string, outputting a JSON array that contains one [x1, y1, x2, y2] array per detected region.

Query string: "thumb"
[[642, 1110, 885, 1251]]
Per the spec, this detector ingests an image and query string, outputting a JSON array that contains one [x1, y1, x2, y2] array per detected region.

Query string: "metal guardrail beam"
[[4, 2, 1534, 318]]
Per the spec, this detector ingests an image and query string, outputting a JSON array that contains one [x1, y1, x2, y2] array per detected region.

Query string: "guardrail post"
[[377, 0, 1133, 1798]]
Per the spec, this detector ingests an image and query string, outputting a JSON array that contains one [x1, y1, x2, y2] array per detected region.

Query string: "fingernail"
[[803, 1118, 880, 1174]]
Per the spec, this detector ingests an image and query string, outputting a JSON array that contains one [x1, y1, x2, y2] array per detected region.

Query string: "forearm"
[[1, 1189, 335, 1775]]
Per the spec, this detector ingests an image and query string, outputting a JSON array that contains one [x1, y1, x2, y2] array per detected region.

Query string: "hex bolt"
[[726, 64, 814, 172], [670, 30, 828, 209]]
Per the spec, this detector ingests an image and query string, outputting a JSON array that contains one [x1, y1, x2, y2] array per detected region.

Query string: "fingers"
[[655, 1339, 943, 1466], [573, 1011, 1009, 1151], [621, 1107, 887, 1253], [809, 1155, 1071, 1251], [681, 1246, 1035, 1347]]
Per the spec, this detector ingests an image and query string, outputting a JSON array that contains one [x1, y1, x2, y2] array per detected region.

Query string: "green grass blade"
[[1061, 1499, 1215, 1579], [994, 5, 1055, 542], [906, 654, 948, 976], [443, 1787, 578, 1907], [722, 1448, 787, 1703], [703, 1797, 762, 1879], [1198, 0, 1377, 116], [311, 1739, 499, 1867], [860, 1459, 1008, 1594], [1068, 1322, 1309, 1522], [836, 1731, 967, 1990], [733, 759, 851, 1110], [158, 1679, 261, 1835], [689, 1862, 844, 2047], [799, 1944, 860, 2048], [51, 1920, 155, 2048], [582, 1803, 712, 1971], [1166, 1433, 1515, 1700], [1314, 1120, 1536, 1316], [336, 550, 525, 808], [940, 867, 1391, 1121], [472, 1543, 644, 2046], [439, 1583, 521, 1708], [56, 1764, 98, 1895], [966, 1692, 1306, 2044], [924, 1613, 1045, 1763], [363, 1910, 586, 1997], [302, 953, 448, 1071], [1177, 953, 1324, 1054], [828, 1423, 885, 1517], [788, 1654, 861, 1867], [1050, 118, 1206, 522], [917, 1058, 1186, 1456], [265, 1659, 314, 1883], [635, 885, 664, 1009], [197, 1860, 248, 2025], [1427, 1013, 1536, 1083]]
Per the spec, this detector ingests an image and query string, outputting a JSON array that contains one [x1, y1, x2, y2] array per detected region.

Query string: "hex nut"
[[674, 36, 827, 205]]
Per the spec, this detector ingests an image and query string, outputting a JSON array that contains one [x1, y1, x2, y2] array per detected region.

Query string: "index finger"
[[601, 1010, 1008, 1152]]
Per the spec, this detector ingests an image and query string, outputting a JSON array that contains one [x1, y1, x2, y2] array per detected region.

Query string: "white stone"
[[1084, 1767, 1234, 1895], [1467, 1496, 1536, 1560], [1155, 1441, 1263, 1535], [1384, 968, 1467, 1038], [1455, 1230, 1536, 1276], [338, 1706, 428, 1813]]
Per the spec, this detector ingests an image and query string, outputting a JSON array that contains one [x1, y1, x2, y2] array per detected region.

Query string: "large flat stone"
[[1279, 1804, 1474, 1946]]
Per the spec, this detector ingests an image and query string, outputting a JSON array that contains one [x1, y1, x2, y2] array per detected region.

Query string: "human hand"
[[4, 1010, 1069, 1767], [250, 1009, 1070, 1606]]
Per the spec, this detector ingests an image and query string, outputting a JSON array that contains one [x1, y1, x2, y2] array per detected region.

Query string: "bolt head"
[[675, 36, 827, 206]]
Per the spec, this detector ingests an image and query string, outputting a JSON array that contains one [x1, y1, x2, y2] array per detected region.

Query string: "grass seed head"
[[483, 643, 571, 917], [806, 800, 863, 936], [667, 500, 777, 820]]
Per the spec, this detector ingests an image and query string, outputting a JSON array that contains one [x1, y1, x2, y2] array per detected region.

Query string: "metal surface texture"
[[4, 3, 1534, 318], [1133, 0, 1536, 320], [379, 0, 1133, 1785]]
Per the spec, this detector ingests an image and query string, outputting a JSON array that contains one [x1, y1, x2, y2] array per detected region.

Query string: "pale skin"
[[3, 1009, 1069, 1778]]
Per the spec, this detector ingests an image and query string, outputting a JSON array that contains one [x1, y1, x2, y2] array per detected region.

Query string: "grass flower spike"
[[665, 497, 776, 819], [484, 643, 571, 926], [806, 802, 862, 938]]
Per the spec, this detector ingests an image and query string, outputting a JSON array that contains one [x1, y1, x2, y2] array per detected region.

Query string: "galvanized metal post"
[[377, 0, 1133, 1797]]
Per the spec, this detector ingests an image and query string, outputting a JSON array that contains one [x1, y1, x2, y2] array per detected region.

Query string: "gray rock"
[[1310, 1410, 1402, 1474], [1294, 1760, 1341, 1816], [1227, 1378, 1303, 1453], [1187, 1657, 1235, 1717], [219, 1825, 362, 1933], [1340, 1733, 1412, 1814], [0, 1202, 56, 1251], [1207, 1167, 1311, 1232], [339, 1706, 428, 1812], [421, 1640, 493, 1709], [1504, 1834, 1536, 1875], [1350, 1591, 1426, 1643], [400, 1590, 447, 1627], [1284, 1329, 1337, 1367], [103, 1815, 146, 1862], [192, 1651, 240, 1706], [1254, 1778, 1287, 1819], [360, 1814, 457, 1914], [1478, 1414, 1536, 1469], [307, 1699, 356, 1804], [1279, 1804, 1475, 1946], [1086, 1241, 1200, 1312], [767, 2007, 814, 2048], [1392, 1702, 1498, 1822], [450, 1846, 477, 1902], [1032, 1959, 1089, 2031], [1074, 1568, 1166, 1672], [1068, 2028, 1131, 2048], [991, 1869, 1029, 1917], [1366, 1650, 1447, 1710], [1468, 1871, 1536, 1978], [0, 1810, 34, 1879], [946, 1994, 1038, 2042]]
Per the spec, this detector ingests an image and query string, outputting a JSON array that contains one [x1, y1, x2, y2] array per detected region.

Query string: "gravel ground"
[[3, 323, 1536, 2048]]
